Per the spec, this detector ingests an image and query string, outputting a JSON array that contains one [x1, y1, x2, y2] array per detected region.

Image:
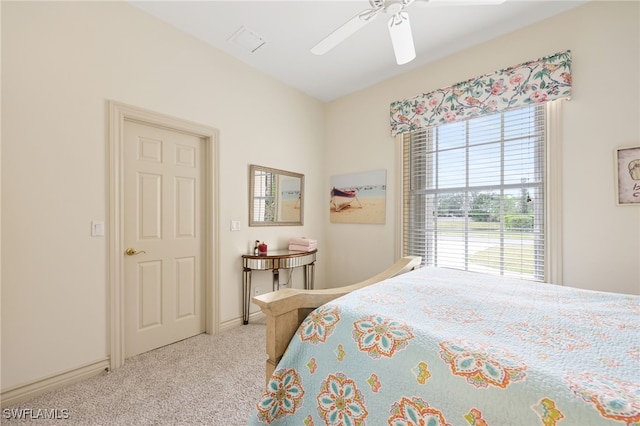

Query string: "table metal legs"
[[243, 262, 316, 324], [304, 262, 316, 290], [242, 267, 251, 325]]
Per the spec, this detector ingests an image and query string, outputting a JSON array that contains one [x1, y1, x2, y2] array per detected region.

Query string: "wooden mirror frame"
[[249, 165, 304, 226]]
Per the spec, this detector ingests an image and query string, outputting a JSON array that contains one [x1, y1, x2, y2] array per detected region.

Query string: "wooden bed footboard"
[[251, 256, 422, 382]]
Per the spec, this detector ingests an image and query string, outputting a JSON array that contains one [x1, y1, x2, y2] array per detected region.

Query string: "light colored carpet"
[[2, 320, 267, 425]]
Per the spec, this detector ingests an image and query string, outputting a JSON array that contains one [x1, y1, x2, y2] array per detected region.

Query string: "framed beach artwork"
[[330, 169, 386, 224], [615, 146, 640, 205]]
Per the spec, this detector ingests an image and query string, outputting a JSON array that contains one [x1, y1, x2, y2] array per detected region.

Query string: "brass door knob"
[[125, 248, 146, 256]]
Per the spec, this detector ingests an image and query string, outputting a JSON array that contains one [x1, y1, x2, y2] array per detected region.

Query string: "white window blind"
[[253, 170, 276, 222], [403, 104, 546, 281]]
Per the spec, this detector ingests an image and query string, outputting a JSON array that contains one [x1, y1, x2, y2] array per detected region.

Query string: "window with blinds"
[[253, 169, 276, 222], [403, 104, 546, 281]]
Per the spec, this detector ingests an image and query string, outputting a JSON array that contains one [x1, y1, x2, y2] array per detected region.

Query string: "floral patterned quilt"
[[249, 266, 640, 425]]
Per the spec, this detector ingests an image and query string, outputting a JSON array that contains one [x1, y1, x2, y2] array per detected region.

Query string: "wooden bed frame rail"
[[251, 256, 422, 382]]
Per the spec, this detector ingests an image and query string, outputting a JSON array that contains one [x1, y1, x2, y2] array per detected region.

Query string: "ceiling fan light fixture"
[[388, 12, 416, 65], [385, 0, 405, 15]]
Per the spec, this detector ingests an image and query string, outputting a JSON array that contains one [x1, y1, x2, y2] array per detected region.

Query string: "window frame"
[[395, 101, 564, 283]]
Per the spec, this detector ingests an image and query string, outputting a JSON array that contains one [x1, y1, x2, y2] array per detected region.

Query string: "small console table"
[[242, 249, 317, 324]]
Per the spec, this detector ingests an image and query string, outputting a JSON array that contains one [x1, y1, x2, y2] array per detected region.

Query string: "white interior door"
[[123, 119, 205, 358]]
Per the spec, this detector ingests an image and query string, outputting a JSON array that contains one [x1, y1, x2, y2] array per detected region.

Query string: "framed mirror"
[[249, 164, 304, 226]]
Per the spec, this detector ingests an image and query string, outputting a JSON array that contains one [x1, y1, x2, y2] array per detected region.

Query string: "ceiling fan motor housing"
[[385, 1, 405, 15]]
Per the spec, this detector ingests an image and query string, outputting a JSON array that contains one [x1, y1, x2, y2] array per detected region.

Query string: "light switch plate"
[[91, 221, 104, 237], [230, 220, 241, 231]]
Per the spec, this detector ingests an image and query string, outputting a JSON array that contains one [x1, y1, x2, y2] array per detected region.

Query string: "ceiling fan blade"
[[415, 0, 505, 6], [311, 9, 380, 55], [388, 12, 416, 65]]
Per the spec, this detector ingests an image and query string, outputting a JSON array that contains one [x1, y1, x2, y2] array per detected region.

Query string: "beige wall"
[[1, 0, 639, 396], [324, 1, 640, 295], [1, 1, 325, 390]]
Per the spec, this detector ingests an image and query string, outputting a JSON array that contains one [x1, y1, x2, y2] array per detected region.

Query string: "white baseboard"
[[1, 358, 110, 409], [2, 315, 267, 407], [219, 311, 266, 332]]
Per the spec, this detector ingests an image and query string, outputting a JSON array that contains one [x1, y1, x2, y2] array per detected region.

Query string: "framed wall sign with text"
[[615, 146, 640, 205]]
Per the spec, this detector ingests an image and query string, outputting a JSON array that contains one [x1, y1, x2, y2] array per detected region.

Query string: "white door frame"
[[108, 101, 219, 371]]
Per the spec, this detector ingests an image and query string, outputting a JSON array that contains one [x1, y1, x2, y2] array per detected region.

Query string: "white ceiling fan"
[[311, 0, 506, 65]]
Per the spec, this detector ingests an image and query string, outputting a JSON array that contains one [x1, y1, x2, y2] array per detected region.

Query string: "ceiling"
[[130, 0, 587, 102]]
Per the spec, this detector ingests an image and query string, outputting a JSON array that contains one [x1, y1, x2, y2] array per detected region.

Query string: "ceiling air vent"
[[227, 26, 266, 53]]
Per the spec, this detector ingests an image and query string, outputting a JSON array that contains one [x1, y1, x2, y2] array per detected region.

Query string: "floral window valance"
[[390, 50, 572, 136]]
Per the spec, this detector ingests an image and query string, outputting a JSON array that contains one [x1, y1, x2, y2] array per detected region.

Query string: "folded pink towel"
[[289, 244, 317, 252], [289, 237, 317, 246]]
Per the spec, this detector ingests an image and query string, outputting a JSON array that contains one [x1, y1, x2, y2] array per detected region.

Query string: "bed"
[[249, 257, 640, 425]]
